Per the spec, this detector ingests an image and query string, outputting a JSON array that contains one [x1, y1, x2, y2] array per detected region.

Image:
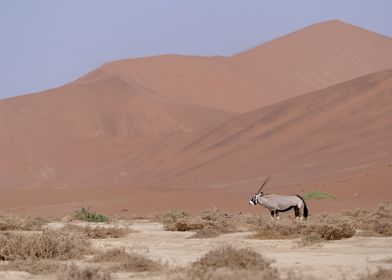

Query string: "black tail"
[[296, 195, 308, 221]]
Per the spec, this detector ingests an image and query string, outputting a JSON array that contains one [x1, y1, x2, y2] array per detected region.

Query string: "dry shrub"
[[173, 267, 280, 280], [0, 259, 61, 274], [190, 227, 221, 238], [297, 232, 324, 247], [64, 224, 132, 239], [153, 209, 192, 231], [342, 203, 392, 236], [58, 264, 111, 280], [192, 246, 273, 270], [312, 223, 356, 240], [0, 213, 49, 231], [381, 257, 392, 264], [0, 230, 90, 261], [373, 220, 392, 236], [83, 226, 131, 239], [169, 220, 204, 232], [174, 246, 279, 280], [92, 248, 164, 272], [156, 209, 237, 238], [252, 218, 355, 242], [252, 219, 303, 240], [358, 268, 392, 280]]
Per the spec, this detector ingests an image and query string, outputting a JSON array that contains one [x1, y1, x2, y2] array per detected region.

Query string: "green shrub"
[[74, 207, 109, 223]]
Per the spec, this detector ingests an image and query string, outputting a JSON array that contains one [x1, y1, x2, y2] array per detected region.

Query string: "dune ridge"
[[80, 20, 392, 113]]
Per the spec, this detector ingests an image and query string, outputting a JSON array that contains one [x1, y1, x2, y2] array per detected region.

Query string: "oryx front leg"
[[270, 210, 280, 220]]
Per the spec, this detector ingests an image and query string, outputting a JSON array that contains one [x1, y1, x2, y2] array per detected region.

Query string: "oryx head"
[[249, 176, 271, 206]]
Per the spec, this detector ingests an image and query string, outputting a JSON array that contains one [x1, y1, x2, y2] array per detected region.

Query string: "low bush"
[[58, 264, 111, 280], [92, 248, 164, 272], [357, 268, 392, 280], [252, 218, 355, 242], [192, 246, 273, 271], [74, 207, 109, 223], [173, 246, 279, 280], [0, 259, 61, 274], [64, 224, 132, 239], [0, 230, 90, 261], [0, 213, 49, 231], [156, 209, 237, 238]]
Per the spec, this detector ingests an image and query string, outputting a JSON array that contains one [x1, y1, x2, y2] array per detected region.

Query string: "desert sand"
[[0, 219, 391, 280], [0, 20, 391, 215]]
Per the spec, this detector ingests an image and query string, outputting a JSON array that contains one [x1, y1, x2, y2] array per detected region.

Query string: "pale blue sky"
[[0, 0, 391, 99]]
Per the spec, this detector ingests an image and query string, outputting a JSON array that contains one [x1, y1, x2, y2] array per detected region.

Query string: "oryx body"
[[249, 176, 309, 220], [249, 193, 308, 220]]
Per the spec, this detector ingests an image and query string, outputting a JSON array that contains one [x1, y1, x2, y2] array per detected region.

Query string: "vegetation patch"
[[0, 259, 61, 275], [64, 224, 132, 239], [302, 191, 336, 200], [252, 218, 355, 242], [357, 268, 392, 280], [155, 209, 237, 238], [0, 213, 50, 231], [58, 264, 111, 280], [173, 246, 279, 280], [74, 207, 109, 223], [0, 230, 90, 261], [92, 248, 164, 272]]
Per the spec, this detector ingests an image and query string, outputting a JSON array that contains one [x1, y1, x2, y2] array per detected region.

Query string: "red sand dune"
[[87, 20, 392, 113], [0, 71, 233, 189], [0, 21, 392, 215], [127, 69, 392, 211]]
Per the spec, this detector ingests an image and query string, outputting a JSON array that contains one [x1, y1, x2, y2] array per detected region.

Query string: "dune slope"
[[0, 71, 233, 189], [85, 20, 392, 112], [123, 69, 392, 208]]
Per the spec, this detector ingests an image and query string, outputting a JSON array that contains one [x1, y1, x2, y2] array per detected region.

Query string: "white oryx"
[[249, 176, 308, 221]]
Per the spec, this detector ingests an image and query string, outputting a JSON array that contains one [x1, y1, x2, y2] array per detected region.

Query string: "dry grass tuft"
[[192, 246, 273, 271], [172, 246, 279, 280], [0, 259, 61, 275], [153, 209, 192, 231], [382, 257, 392, 263], [0, 230, 90, 261], [83, 226, 131, 239], [58, 264, 111, 280], [92, 248, 164, 272], [64, 224, 132, 239], [358, 268, 392, 280], [0, 213, 50, 231], [155, 209, 237, 238], [252, 218, 356, 242], [342, 203, 392, 236]]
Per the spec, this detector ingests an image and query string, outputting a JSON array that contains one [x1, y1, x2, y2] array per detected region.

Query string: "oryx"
[[249, 176, 308, 220]]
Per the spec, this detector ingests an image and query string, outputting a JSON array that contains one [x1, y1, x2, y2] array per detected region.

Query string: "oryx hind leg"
[[294, 206, 300, 221]]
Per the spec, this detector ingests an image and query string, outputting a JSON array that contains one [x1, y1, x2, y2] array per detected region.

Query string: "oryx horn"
[[256, 176, 271, 194]]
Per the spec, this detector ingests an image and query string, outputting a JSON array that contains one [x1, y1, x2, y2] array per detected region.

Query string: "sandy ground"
[[97, 220, 392, 280], [2, 220, 391, 280]]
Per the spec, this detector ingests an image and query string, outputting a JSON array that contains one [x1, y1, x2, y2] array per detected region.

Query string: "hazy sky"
[[1, 0, 391, 99]]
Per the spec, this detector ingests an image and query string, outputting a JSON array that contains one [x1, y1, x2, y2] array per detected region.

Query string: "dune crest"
[[82, 20, 392, 112]]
